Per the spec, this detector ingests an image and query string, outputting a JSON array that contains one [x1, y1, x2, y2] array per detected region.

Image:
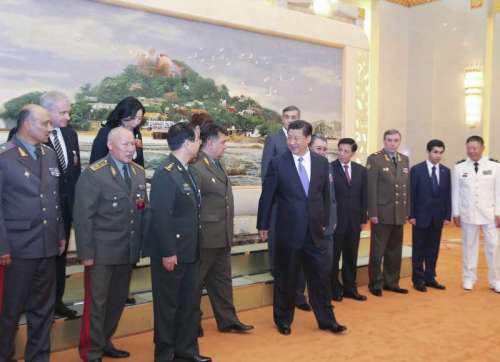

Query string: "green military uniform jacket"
[[144, 153, 201, 263], [367, 149, 410, 225], [73, 155, 147, 265], [192, 151, 234, 249]]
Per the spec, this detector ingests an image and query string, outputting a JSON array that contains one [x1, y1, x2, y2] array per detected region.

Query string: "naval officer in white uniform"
[[452, 135, 500, 291]]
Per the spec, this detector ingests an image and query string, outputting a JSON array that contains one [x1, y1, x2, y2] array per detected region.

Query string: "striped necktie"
[[51, 130, 67, 171]]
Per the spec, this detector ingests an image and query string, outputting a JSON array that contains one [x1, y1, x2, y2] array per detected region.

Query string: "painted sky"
[[0, 0, 343, 124]]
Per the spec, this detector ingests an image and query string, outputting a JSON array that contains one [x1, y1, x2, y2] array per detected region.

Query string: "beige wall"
[[490, 13, 500, 158]]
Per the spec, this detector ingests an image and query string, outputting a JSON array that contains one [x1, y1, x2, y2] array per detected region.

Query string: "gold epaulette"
[[490, 158, 499, 163], [165, 163, 174, 172], [131, 161, 144, 170], [203, 157, 210, 166], [89, 159, 108, 171], [456, 159, 466, 164]]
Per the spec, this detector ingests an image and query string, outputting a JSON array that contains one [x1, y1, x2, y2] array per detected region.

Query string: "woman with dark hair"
[[90, 96, 146, 166]]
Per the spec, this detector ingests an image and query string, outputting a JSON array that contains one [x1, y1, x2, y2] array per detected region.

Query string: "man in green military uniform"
[[145, 123, 211, 362], [192, 124, 254, 335], [74, 127, 148, 362], [367, 129, 410, 297]]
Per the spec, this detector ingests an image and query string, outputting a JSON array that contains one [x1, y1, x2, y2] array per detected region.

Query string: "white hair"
[[39, 91, 70, 110]]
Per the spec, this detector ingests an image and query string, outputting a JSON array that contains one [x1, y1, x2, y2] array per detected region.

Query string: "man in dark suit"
[[257, 120, 346, 336], [192, 124, 254, 334], [260, 105, 310, 311], [409, 139, 451, 292], [145, 123, 211, 362], [74, 128, 147, 362], [331, 138, 368, 301], [39, 91, 81, 318], [0, 105, 65, 362]]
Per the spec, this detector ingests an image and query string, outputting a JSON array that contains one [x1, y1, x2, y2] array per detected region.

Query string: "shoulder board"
[[456, 159, 466, 164], [0, 142, 16, 155], [131, 161, 144, 171], [490, 158, 499, 163], [203, 157, 210, 166], [164, 163, 174, 172], [89, 159, 108, 171]]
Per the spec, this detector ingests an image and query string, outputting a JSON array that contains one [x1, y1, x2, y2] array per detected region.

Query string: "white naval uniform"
[[452, 156, 500, 290]]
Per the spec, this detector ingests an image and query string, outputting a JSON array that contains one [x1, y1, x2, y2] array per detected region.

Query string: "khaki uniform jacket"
[[367, 150, 410, 225], [73, 155, 147, 265], [192, 151, 234, 248]]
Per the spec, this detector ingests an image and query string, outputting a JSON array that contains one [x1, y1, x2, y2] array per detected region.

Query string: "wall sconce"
[[464, 67, 483, 128]]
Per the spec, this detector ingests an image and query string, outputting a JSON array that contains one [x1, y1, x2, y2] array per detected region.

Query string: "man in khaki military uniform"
[[192, 124, 254, 335], [367, 129, 410, 296], [74, 128, 147, 362]]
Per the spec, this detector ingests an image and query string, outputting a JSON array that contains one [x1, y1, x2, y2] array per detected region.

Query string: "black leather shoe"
[[344, 291, 367, 301], [176, 354, 212, 362], [425, 280, 446, 290], [383, 286, 408, 294], [414, 284, 427, 292], [219, 322, 254, 333], [54, 303, 78, 319], [103, 347, 130, 358], [277, 324, 291, 335], [369, 288, 383, 297], [125, 297, 136, 305], [321, 323, 347, 334], [295, 303, 312, 311], [332, 294, 343, 302]]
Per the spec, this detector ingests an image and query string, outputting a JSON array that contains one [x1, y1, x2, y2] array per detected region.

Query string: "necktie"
[[34, 144, 42, 160], [343, 164, 351, 185], [214, 159, 224, 173], [431, 165, 439, 195], [123, 164, 131, 190], [391, 156, 397, 168], [51, 130, 67, 171], [474, 162, 479, 173], [298, 156, 309, 195]]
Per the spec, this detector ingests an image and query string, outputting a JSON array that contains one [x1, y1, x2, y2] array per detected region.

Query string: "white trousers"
[[461, 222, 500, 286]]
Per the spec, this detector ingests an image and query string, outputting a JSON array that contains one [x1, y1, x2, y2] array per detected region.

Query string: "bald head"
[[107, 127, 136, 164], [17, 104, 52, 145]]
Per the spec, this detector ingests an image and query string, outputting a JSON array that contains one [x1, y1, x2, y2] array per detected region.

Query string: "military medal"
[[136, 193, 145, 210], [211, 177, 216, 183], [49, 167, 61, 177], [24, 170, 30, 178]]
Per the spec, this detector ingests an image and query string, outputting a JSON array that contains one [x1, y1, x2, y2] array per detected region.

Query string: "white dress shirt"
[[282, 127, 288, 138], [292, 150, 311, 181], [49, 127, 68, 166], [426, 160, 440, 184]]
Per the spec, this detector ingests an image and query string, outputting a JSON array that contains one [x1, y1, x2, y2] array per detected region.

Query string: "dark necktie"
[[51, 130, 67, 171], [474, 162, 479, 173], [214, 159, 224, 173], [391, 156, 397, 168], [34, 144, 42, 160], [343, 164, 351, 185], [431, 165, 439, 195], [123, 164, 131, 190]]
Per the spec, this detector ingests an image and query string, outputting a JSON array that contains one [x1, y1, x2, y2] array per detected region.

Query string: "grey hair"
[[39, 91, 70, 110], [310, 133, 327, 146]]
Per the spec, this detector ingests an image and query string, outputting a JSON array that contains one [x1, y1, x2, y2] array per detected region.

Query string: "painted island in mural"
[[0, 0, 343, 185]]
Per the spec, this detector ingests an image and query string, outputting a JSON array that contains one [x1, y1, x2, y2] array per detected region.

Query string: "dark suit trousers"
[[368, 223, 404, 290], [273, 234, 335, 329], [268, 205, 308, 306], [0, 257, 56, 362], [151, 260, 200, 362], [412, 221, 443, 285], [332, 221, 361, 296], [55, 195, 72, 305], [199, 247, 239, 329], [79, 264, 132, 361]]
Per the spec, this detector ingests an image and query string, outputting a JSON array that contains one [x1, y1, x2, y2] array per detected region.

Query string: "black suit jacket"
[[257, 151, 330, 248], [410, 161, 451, 228], [8, 126, 81, 213], [260, 128, 288, 182], [331, 159, 368, 233]]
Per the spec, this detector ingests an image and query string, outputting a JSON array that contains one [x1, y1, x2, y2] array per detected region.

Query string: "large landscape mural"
[[0, 0, 343, 184]]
